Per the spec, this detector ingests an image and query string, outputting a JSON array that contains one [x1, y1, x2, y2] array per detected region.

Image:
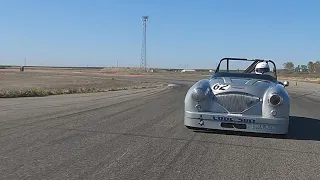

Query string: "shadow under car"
[[190, 116, 320, 141]]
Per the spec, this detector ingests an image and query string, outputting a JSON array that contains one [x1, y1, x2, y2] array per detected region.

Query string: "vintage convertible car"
[[184, 58, 290, 135]]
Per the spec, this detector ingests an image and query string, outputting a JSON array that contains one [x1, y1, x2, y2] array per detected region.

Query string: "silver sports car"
[[184, 58, 290, 135]]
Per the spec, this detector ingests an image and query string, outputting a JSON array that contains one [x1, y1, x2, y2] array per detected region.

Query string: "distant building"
[[181, 69, 196, 73]]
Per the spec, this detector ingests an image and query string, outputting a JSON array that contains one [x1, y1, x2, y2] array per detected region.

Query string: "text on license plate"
[[252, 124, 275, 131]]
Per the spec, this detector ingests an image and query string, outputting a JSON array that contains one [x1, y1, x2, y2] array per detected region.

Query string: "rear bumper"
[[184, 111, 289, 134]]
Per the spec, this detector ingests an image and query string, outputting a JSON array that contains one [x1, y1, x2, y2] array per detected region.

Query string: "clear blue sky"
[[1, 0, 319, 69]]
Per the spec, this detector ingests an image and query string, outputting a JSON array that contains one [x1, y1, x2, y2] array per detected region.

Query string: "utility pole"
[[140, 16, 148, 72]]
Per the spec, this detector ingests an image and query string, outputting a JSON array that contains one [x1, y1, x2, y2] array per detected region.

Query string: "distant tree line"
[[283, 61, 320, 73]]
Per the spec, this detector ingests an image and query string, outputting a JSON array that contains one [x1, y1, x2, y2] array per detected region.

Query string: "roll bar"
[[215, 57, 277, 76]]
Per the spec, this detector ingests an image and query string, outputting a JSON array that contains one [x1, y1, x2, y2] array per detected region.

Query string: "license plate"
[[252, 124, 275, 131]]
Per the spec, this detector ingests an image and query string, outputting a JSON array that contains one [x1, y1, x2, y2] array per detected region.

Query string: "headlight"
[[192, 88, 209, 102], [268, 93, 282, 106]]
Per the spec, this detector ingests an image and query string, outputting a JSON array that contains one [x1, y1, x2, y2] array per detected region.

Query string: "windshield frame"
[[214, 57, 277, 79]]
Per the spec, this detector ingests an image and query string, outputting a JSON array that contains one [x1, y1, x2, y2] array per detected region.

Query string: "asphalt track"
[[1, 78, 320, 180]]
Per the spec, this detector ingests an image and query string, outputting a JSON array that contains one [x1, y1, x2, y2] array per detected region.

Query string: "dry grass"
[[278, 76, 320, 84], [1, 66, 318, 98], [0, 85, 166, 98], [0, 68, 167, 98]]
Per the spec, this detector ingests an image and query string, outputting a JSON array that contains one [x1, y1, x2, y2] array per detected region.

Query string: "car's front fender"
[[262, 84, 290, 119]]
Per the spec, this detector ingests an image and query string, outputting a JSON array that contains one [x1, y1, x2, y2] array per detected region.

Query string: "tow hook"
[[198, 115, 204, 126]]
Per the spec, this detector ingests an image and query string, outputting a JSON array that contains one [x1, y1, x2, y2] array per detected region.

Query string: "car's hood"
[[209, 77, 276, 98]]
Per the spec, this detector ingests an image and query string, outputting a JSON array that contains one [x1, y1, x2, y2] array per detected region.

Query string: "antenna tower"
[[140, 16, 148, 71]]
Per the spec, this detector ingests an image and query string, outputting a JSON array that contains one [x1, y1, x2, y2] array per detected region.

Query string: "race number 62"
[[212, 83, 230, 91]]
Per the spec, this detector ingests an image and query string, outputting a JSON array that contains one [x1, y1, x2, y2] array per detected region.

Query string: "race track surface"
[[1, 80, 320, 180]]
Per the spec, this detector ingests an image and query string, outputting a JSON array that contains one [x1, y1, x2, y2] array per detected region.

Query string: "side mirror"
[[283, 81, 289, 87]]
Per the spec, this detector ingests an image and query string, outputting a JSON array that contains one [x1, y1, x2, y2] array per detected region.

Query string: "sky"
[[1, 0, 320, 69]]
